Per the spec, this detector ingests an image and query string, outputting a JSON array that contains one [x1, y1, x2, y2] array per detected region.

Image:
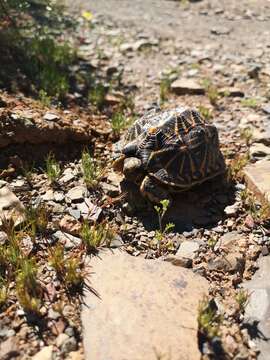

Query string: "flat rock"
[[243, 256, 270, 360], [32, 346, 53, 360], [250, 143, 270, 159], [170, 79, 205, 95], [244, 160, 270, 203], [43, 112, 59, 121], [0, 336, 19, 360], [251, 126, 270, 146], [218, 87, 245, 97], [214, 231, 244, 251], [176, 240, 200, 259], [82, 250, 208, 360], [0, 185, 25, 226], [53, 231, 81, 249], [66, 186, 88, 203]]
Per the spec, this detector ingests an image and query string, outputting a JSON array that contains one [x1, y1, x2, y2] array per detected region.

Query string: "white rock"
[[32, 346, 53, 360]]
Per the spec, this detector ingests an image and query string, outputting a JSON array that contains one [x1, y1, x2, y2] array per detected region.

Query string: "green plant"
[[89, 83, 107, 110], [45, 152, 61, 183], [240, 190, 270, 222], [81, 150, 102, 189], [111, 112, 127, 137], [227, 154, 249, 182], [160, 78, 171, 103], [49, 243, 65, 275], [241, 98, 258, 108], [198, 105, 213, 121], [198, 297, 221, 339], [235, 289, 250, 313], [21, 161, 35, 185], [38, 89, 51, 107], [154, 200, 175, 251], [49, 244, 85, 290], [80, 221, 114, 252], [0, 277, 8, 309], [154, 199, 171, 232], [16, 258, 41, 313], [24, 204, 49, 241], [0, 0, 75, 99], [207, 237, 218, 250], [64, 257, 85, 289], [201, 79, 219, 106], [240, 128, 253, 146], [119, 95, 135, 113]]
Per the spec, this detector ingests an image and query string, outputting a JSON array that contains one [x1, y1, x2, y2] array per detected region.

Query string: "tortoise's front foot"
[[140, 176, 172, 205]]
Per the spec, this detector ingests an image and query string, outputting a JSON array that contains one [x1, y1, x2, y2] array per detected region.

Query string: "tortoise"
[[113, 107, 225, 204]]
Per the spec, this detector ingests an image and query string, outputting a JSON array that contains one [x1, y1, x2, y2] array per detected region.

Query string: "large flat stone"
[[243, 256, 270, 360], [0, 184, 25, 225], [170, 79, 205, 95], [82, 250, 208, 360], [244, 160, 270, 203]]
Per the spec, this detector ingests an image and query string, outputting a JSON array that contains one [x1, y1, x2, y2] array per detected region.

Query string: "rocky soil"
[[1, 0, 270, 359]]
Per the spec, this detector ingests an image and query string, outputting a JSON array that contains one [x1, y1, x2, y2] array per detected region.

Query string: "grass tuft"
[[198, 297, 221, 339], [81, 149, 102, 189], [16, 258, 41, 313], [111, 112, 127, 138], [80, 221, 115, 252], [241, 98, 258, 109], [235, 289, 250, 313], [160, 78, 171, 103], [45, 152, 61, 184]]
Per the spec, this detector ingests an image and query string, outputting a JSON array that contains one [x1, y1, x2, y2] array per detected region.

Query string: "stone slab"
[[243, 256, 270, 360], [0, 184, 25, 225], [244, 160, 270, 203], [82, 250, 208, 360], [170, 79, 205, 95]]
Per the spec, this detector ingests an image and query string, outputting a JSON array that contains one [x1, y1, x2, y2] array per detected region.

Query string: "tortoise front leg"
[[140, 175, 172, 204]]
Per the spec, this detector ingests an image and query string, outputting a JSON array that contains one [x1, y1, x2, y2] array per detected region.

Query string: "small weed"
[[45, 153, 61, 183], [16, 258, 41, 313], [227, 154, 249, 182], [81, 150, 102, 189], [240, 190, 270, 222], [198, 297, 221, 339], [207, 237, 218, 250], [119, 95, 135, 113], [111, 112, 127, 137], [190, 62, 200, 70], [21, 162, 35, 185], [202, 79, 219, 106], [241, 98, 258, 109], [0, 277, 8, 309], [112, 112, 126, 136], [64, 257, 85, 289], [154, 199, 171, 232], [0, 216, 16, 241], [235, 289, 250, 313], [49, 244, 85, 290], [154, 200, 175, 252], [240, 128, 253, 146], [24, 204, 49, 242], [160, 78, 171, 103], [49, 243, 65, 275], [38, 89, 51, 107], [89, 83, 107, 110], [80, 221, 115, 252], [198, 105, 213, 121]]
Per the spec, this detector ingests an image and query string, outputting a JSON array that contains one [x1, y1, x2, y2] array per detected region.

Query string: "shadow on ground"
[[121, 175, 235, 233]]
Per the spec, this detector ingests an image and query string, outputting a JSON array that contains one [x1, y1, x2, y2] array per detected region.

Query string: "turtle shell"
[[122, 107, 225, 189]]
